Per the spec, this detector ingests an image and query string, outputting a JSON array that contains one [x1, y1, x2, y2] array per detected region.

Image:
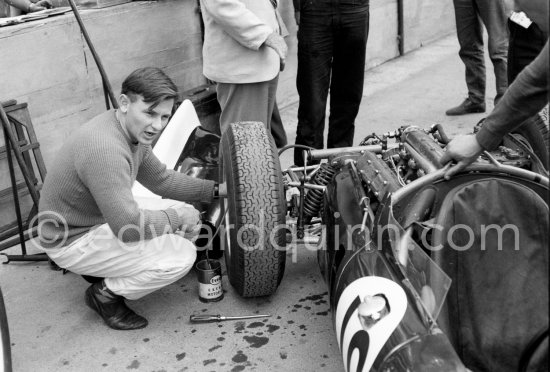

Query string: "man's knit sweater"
[[38, 110, 215, 249]]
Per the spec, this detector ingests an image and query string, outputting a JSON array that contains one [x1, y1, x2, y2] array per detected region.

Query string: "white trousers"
[[44, 198, 197, 300]]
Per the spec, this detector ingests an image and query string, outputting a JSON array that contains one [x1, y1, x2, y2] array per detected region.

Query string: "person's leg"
[[477, 0, 509, 104], [507, 20, 547, 84], [49, 203, 197, 300], [46, 198, 197, 329], [294, 9, 333, 166], [327, 7, 369, 149], [270, 101, 288, 148], [216, 76, 278, 136], [453, 0, 486, 105]]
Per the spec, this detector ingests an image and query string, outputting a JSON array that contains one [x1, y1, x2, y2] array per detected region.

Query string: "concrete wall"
[[403, 0, 456, 52], [366, 0, 400, 69], [0, 0, 455, 172], [1, 1, 205, 168]]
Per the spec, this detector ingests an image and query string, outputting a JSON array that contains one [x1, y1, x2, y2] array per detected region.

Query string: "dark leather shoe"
[[85, 281, 148, 330], [445, 99, 486, 116]]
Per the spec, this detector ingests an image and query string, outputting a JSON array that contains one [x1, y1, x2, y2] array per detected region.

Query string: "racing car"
[[175, 106, 548, 371]]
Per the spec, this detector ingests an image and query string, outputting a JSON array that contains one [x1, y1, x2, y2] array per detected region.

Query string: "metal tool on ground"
[[189, 314, 272, 323]]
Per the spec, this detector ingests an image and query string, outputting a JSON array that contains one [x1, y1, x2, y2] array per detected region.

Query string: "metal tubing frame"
[[309, 143, 399, 160]]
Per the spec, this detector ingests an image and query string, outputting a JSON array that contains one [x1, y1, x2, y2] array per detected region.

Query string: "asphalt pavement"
[[0, 34, 497, 372]]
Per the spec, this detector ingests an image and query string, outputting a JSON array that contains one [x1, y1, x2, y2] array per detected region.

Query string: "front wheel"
[[512, 107, 549, 170], [220, 122, 287, 297]]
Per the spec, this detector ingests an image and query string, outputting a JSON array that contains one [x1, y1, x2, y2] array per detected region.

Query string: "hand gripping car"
[[175, 115, 548, 372]]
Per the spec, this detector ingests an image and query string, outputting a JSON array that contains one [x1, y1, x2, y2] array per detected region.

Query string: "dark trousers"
[[452, 0, 509, 105], [507, 20, 547, 84], [294, 0, 369, 166]]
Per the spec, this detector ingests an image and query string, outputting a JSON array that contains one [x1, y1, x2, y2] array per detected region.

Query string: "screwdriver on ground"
[[190, 314, 271, 323]]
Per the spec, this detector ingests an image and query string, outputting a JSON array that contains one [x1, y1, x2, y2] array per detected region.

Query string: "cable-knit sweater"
[[38, 110, 215, 249]]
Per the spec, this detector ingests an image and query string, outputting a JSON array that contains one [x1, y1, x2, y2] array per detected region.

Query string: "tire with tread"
[[512, 107, 549, 169], [220, 121, 286, 297]]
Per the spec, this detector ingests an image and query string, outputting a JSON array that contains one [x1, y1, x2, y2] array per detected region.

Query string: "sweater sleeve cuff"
[[200, 180, 217, 202], [475, 126, 502, 152], [163, 209, 181, 232]]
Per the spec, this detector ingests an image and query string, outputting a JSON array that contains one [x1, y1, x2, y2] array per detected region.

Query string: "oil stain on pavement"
[[243, 335, 269, 348], [186, 291, 332, 371]]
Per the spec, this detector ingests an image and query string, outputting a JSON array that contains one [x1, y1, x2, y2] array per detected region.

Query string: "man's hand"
[[173, 204, 201, 232], [294, 11, 300, 26], [440, 134, 484, 180], [175, 225, 202, 242], [264, 32, 288, 71], [173, 204, 202, 241]]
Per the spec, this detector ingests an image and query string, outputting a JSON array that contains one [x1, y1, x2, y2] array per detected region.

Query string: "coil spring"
[[303, 163, 337, 218]]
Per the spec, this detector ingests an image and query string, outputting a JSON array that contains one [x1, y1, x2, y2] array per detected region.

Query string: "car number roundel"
[[335, 276, 407, 372]]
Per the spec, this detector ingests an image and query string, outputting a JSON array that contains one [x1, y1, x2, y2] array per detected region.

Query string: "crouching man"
[[37, 67, 217, 330]]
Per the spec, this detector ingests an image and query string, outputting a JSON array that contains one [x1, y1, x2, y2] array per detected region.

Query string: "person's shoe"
[[445, 99, 486, 116], [85, 281, 148, 330]]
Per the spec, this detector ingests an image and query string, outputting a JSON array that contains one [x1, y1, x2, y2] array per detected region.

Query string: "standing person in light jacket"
[[199, 0, 288, 135]]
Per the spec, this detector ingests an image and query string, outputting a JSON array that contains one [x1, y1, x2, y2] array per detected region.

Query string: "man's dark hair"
[[121, 67, 179, 108]]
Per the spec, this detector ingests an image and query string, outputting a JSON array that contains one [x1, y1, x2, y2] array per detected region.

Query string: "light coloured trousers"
[[44, 198, 197, 300]]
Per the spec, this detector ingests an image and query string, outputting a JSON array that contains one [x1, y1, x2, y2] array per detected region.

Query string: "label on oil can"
[[199, 275, 223, 300]]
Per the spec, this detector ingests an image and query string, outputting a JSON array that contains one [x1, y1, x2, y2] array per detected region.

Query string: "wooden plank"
[[77, 0, 131, 9], [0, 102, 44, 236], [0, 181, 28, 199], [0, 226, 38, 252], [0, 196, 35, 233], [7, 108, 47, 180], [0, 182, 42, 200], [0, 142, 39, 160], [51, 0, 131, 9], [1, 100, 16, 108], [0, 221, 22, 239], [0, 140, 29, 158]]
